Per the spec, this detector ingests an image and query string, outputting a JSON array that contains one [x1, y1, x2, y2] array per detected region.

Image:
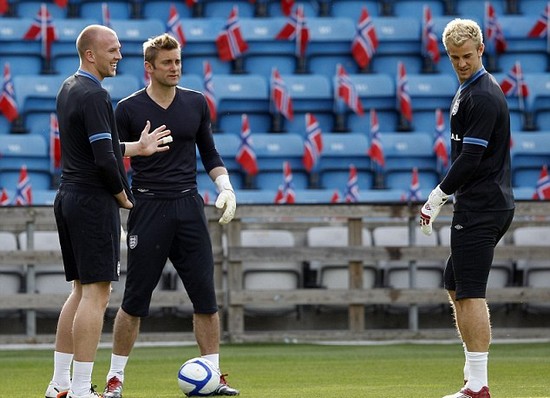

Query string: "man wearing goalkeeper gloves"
[[420, 19, 514, 398], [102, 33, 238, 397]]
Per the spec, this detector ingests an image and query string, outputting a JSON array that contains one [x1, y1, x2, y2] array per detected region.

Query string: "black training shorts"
[[444, 209, 514, 299]]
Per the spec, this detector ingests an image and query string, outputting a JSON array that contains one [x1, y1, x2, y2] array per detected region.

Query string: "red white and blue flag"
[[0, 0, 8, 15], [330, 189, 340, 203], [0, 62, 19, 122], [274, 161, 296, 204], [397, 61, 413, 123], [406, 167, 421, 202], [533, 164, 550, 200], [344, 164, 359, 203], [434, 108, 449, 168], [50, 112, 61, 174], [14, 165, 32, 206], [186, 0, 197, 8], [367, 109, 385, 168], [236, 114, 258, 176], [336, 63, 364, 116], [302, 112, 323, 172], [281, 0, 294, 16], [351, 6, 378, 69], [422, 5, 440, 64], [55, 0, 68, 7], [275, 4, 309, 57], [0, 188, 9, 206], [24, 3, 57, 61], [101, 2, 111, 28], [528, 1, 550, 52], [270, 67, 294, 121], [500, 61, 529, 100], [484, 1, 507, 54], [166, 4, 185, 47], [216, 6, 249, 61], [203, 60, 217, 124]]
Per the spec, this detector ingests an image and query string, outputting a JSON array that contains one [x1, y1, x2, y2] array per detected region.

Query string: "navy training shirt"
[[115, 87, 224, 192], [440, 68, 515, 212]]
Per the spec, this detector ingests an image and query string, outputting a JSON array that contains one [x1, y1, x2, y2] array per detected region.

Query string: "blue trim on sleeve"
[[89, 132, 112, 143], [463, 137, 488, 147]]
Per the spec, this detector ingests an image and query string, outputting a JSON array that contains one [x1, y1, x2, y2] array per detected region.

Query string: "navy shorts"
[[121, 189, 218, 317], [444, 209, 514, 299], [54, 184, 121, 284]]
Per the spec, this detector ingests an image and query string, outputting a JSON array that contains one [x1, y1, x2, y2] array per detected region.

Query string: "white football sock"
[[202, 353, 220, 370], [52, 351, 73, 388], [107, 353, 128, 382], [465, 351, 488, 392], [463, 342, 469, 382], [71, 360, 94, 396]]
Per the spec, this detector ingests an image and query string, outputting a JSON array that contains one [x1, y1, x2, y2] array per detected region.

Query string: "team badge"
[[129, 234, 138, 249], [451, 99, 460, 115]]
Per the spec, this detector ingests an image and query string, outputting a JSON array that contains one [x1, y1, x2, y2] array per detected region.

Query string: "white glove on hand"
[[214, 174, 236, 225], [420, 185, 449, 236]]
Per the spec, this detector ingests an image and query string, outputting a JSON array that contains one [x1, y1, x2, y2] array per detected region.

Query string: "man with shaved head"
[[44, 25, 172, 398]]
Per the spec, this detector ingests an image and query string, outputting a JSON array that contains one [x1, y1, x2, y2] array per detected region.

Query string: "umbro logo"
[[454, 224, 463, 230]]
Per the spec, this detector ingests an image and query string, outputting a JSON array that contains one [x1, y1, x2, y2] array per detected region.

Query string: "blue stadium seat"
[[455, 0, 505, 20], [319, 133, 373, 190], [379, 132, 439, 190], [110, 19, 165, 56], [373, 16, 421, 56], [203, 0, 255, 18], [518, 0, 548, 15], [0, 18, 40, 56], [32, 189, 57, 205], [267, 0, 319, 17], [524, 73, 550, 128], [492, 72, 534, 131], [308, 54, 358, 80], [361, 188, 407, 203], [329, 1, 380, 18], [15, 1, 69, 18], [179, 74, 203, 92], [51, 18, 98, 75], [77, 1, 133, 20], [0, 134, 52, 190], [196, 133, 243, 187], [0, 117, 10, 135], [13, 74, 65, 115], [510, 131, 550, 187], [234, 188, 277, 204], [308, 17, 355, 57], [248, 132, 307, 190], [391, 0, 446, 18], [102, 74, 140, 106], [292, 188, 336, 203], [371, 55, 423, 77], [0, 54, 42, 76], [116, 55, 147, 85], [183, 55, 232, 76], [178, 17, 225, 56], [278, 72, 335, 132], [140, 1, 193, 20], [407, 74, 457, 131]]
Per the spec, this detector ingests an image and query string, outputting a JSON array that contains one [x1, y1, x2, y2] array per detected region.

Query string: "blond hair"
[[442, 18, 483, 51]]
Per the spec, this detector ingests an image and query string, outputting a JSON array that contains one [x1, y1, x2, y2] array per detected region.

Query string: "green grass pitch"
[[1, 342, 549, 397]]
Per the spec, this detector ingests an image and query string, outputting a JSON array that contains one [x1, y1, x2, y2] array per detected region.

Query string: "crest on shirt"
[[129, 234, 138, 249], [451, 99, 460, 116]]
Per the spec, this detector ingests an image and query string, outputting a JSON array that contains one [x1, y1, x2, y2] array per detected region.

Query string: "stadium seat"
[[329, 1, 380, 18], [234, 188, 277, 204], [361, 188, 408, 203], [391, 0, 446, 18], [101, 74, 140, 106], [249, 132, 307, 190], [524, 73, 550, 129], [517, 0, 548, 15], [240, 229, 302, 316], [319, 133, 373, 191], [51, 18, 97, 76], [202, 0, 255, 18], [140, 1, 193, 19], [178, 17, 225, 56], [197, 133, 244, 189], [0, 134, 52, 190], [454, 0, 505, 20], [109, 19, 165, 56], [77, 0, 133, 20], [12, 74, 65, 115], [379, 132, 440, 191], [0, 54, 42, 76], [266, 0, 319, 17], [292, 188, 337, 203], [0, 18, 40, 56], [15, 1, 69, 18], [510, 131, 550, 187], [373, 16, 421, 56], [307, 17, 355, 58]]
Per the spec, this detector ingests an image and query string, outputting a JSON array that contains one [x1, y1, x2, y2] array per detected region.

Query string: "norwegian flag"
[[500, 61, 529, 101], [344, 164, 359, 203], [0, 188, 9, 206], [236, 114, 258, 176], [24, 4, 57, 61], [14, 165, 32, 206], [302, 112, 323, 172], [533, 165, 550, 200], [54, 0, 68, 7], [216, 6, 249, 62], [528, 3, 550, 42], [270, 67, 294, 121], [203, 190, 211, 205], [101, 2, 111, 28], [166, 4, 185, 47], [422, 5, 440, 64], [203, 61, 217, 124], [0, 63, 19, 122], [351, 6, 378, 69], [330, 189, 340, 203], [50, 112, 61, 174], [397, 61, 413, 123], [186, 0, 197, 7], [0, 0, 8, 15], [484, 2, 507, 55], [281, 0, 294, 16], [336, 63, 364, 116], [405, 167, 422, 202], [275, 4, 310, 57], [274, 161, 296, 204], [434, 108, 449, 168], [367, 109, 385, 168]]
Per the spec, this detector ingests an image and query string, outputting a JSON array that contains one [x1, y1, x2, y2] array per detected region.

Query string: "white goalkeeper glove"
[[420, 185, 449, 236], [214, 174, 236, 225]]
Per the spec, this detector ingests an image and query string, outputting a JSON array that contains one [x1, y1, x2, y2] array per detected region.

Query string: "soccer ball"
[[177, 357, 221, 396]]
